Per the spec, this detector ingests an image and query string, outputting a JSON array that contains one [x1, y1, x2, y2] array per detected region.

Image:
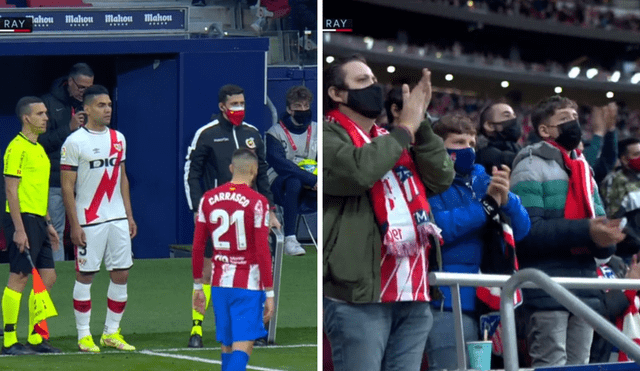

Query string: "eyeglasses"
[[70, 76, 91, 91]]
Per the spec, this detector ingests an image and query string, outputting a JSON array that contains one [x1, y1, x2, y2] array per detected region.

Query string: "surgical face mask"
[[225, 106, 245, 126], [628, 156, 640, 172], [447, 147, 476, 175], [554, 119, 582, 151], [494, 118, 521, 142], [344, 84, 384, 119], [292, 109, 312, 127]]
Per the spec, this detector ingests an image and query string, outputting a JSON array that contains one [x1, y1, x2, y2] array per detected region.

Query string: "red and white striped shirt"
[[380, 247, 429, 302], [192, 182, 273, 290]]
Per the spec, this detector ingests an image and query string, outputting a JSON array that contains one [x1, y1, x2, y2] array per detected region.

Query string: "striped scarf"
[[327, 109, 441, 257]]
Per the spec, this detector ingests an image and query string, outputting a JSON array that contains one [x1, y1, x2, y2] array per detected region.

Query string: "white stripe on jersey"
[[184, 120, 220, 211], [397, 257, 413, 301], [219, 263, 236, 288], [247, 265, 260, 291]]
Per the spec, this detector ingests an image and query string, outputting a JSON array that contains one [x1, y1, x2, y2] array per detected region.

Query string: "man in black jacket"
[[183, 84, 279, 348], [40, 63, 94, 262], [476, 102, 522, 174]]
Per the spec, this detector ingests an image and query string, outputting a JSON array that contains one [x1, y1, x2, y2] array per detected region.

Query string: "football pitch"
[[0, 248, 318, 370]]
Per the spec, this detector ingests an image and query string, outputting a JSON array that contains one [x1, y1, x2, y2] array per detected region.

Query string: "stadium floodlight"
[[607, 91, 614, 99], [445, 74, 454, 81], [387, 65, 396, 73], [501, 81, 509, 88], [326, 56, 335, 64], [364, 37, 374, 50], [586, 68, 598, 79], [555, 86, 563, 94], [631, 73, 640, 84], [610, 71, 621, 83], [568, 67, 580, 79]]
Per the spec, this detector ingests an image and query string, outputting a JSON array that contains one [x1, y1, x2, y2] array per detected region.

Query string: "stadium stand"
[[324, 0, 640, 369]]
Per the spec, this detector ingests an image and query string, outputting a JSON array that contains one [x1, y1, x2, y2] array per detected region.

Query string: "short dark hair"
[[385, 86, 403, 125], [69, 63, 94, 79], [286, 86, 313, 108], [83, 85, 110, 105], [478, 103, 496, 135], [530, 95, 578, 133], [619, 137, 640, 158], [323, 54, 367, 113], [218, 84, 244, 104], [232, 147, 258, 162], [231, 148, 258, 175], [15, 96, 43, 119], [433, 113, 477, 140]]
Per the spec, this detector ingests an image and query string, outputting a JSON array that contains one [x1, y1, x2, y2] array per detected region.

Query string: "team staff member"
[[192, 148, 275, 371], [184, 84, 280, 348], [40, 63, 95, 261], [2, 97, 61, 355], [61, 85, 137, 353]]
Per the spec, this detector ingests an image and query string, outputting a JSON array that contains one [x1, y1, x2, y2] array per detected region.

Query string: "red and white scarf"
[[616, 290, 640, 362], [547, 140, 595, 220], [548, 140, 596, 255], [327, 110, 443, 302], [327, 109, 441, 257]]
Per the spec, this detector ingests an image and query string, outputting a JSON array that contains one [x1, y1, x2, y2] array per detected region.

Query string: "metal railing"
[[429, 270, 640, 370]]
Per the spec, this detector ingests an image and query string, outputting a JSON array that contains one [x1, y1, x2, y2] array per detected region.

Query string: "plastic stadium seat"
[[27, 0, 91, 7], [0, 0, 16, 7]]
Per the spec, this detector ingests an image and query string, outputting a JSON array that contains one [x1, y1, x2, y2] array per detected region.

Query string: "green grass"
[[0, 247, 317, 370]]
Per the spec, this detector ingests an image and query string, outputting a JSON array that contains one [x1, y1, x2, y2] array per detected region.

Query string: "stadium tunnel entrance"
[[0, 37, 316, 259]]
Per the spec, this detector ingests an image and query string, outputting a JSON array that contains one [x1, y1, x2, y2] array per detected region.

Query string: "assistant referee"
[[1, 96, 61, 355]]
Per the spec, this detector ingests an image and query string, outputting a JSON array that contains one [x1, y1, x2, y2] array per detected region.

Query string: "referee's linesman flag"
[[25, 252, 58, 339]]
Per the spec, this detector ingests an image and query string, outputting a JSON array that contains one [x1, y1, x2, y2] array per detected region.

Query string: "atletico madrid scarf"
[[326, 109, 441, 256], [547, 140, 596, 220]]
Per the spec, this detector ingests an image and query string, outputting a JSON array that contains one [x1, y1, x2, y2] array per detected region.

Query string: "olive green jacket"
[[323, 118, 455, 303]]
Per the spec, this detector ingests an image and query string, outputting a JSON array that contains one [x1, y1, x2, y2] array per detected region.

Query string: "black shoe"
[[1, 343, 38, 355], [188, 334, 203, 348], [254, 336, 268, 347], [191, 0, 206, 6], [27, 340, 61, 353]]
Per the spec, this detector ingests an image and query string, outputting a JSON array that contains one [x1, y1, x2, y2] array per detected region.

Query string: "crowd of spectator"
[[375, 88, 640, 143], [431, 0, 640, 33]]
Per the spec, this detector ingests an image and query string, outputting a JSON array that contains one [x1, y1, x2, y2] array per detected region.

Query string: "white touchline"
[[152, 343, 317, 352], [0, 343, 318, 358], [140, 350, 287, 371]]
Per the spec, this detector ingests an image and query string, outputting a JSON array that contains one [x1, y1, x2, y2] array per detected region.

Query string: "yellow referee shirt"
[[3, 133, 50, 216]]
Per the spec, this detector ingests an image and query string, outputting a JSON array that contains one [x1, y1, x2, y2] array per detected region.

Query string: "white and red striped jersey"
[[192, 182, 273, 290], [60, 127, 127, 226], [379, 248, 429, 303]]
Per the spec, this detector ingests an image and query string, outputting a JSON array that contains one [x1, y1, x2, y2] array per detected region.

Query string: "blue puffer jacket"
[[428, 164, 531, 313]]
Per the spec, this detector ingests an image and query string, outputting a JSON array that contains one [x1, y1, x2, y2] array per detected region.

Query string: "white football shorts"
[[76, 219, 133, 272]]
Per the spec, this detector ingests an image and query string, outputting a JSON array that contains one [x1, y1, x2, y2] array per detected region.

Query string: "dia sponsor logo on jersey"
[[89, 158, 118, 169]]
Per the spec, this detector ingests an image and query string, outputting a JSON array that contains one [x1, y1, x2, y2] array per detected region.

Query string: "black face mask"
[[292, 110, 312, 127], [554, 119, 582, 151], [344, 84, 384, 119], [494, 118, 521, 142]]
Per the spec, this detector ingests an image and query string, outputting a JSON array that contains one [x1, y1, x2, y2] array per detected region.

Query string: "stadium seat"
[[26, 0, 91, 7], [0, 0, 15, 7]]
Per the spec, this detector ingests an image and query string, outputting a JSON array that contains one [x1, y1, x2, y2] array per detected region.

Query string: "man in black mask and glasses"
[[477, 102, 522, 174], [40, 62, 94, 263], [510, 95, 625, 367]]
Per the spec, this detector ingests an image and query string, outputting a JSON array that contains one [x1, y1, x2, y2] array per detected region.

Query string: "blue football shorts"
[[210, 286, 267, 346]]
